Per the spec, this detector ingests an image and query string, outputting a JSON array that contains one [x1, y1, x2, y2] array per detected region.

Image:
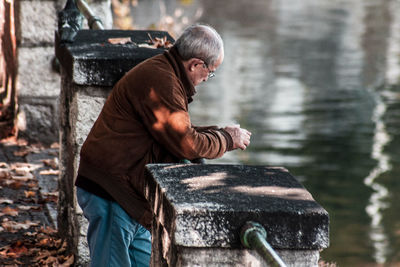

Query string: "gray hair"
[[174, 24, 224, 66]]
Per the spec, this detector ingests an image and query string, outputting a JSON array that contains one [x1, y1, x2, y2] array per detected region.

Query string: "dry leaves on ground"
[[0, 141, 67, 265], [13, 143, 45, 157], [0, 162, 57, 204], [0, 226, 74, 266]]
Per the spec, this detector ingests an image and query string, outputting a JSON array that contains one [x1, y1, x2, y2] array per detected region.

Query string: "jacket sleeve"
[[137, 80, 233, 160]]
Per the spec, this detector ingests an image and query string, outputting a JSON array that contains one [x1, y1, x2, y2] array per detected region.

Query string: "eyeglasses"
[[202, 62, 216, 79]]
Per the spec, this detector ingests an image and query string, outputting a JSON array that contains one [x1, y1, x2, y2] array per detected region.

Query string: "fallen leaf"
[[13, 144, 44, 157], [43, 191, 59, 197], [0, 245, 9, 255], [146, 33, 173, 49], [0, 162, 9, 169], [17, 205, 42, 211], [43, 255, 59, 264], [13, 148, 31, 157], [0, 164, 10, 178], [16, 138, 28, 146], [50, 142, 60, 149], [27, 247, 41, 255], [13, 166, 31, 176], [108, 37, 132, 45], [39, 226, 57, 235], [17, 205, 32, 210], [11, 174, 34, 182], [41, 191, 59, 203], [33, 250, 51, 261], [0, 198, 13, 204], [0, 207, 19, 216], [39, 169, 59, 176], [42, 158, 58, 169], [60, 254, 74, 266], [0, 171, 10, 179], [10, 162, 40, 172], [1, 220, 40, 232], [138, 43, 156, 48], [39, 238, 51, 246], [24, 190, 36, 198], [24, 231, 36, 236], [7, 181, 24, 190], [27, 181, 38, 189], [6, 173, 35, 185], [6, 242, 29, 257]]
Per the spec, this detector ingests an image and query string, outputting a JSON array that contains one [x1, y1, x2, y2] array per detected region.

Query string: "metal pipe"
[[75, 0, 104, 30], [240, 221, 287, 267]]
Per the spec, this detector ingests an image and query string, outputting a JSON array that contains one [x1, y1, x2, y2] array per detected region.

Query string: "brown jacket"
[[77, 47, 233, 229]]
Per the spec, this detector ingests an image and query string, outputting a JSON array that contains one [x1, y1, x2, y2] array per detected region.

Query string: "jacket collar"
[[164, 46, 196, 103]]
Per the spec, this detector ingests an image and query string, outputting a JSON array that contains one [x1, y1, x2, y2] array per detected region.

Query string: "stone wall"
[[15, 0, 112, 144]]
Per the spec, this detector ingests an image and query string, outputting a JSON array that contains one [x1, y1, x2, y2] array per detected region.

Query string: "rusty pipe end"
[[240, 221, 267, 248]]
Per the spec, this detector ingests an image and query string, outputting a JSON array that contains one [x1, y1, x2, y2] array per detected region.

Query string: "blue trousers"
[[77, 187, 151, 267]]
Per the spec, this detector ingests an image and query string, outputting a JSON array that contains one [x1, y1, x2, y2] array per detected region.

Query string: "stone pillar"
[[15, 0, 112, 144], [55, 29, 173, 265], [145, 164, 330, 267]]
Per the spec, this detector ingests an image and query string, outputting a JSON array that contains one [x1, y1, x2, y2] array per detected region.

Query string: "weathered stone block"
[[17, 0, 57, 45], [55, 29, 174, 86], [18, 97, 59, 143], [75, 88, 109, 145], [145, 164, 330, 266], [17, 45, 60, 144], [17, 46, 60, 97]]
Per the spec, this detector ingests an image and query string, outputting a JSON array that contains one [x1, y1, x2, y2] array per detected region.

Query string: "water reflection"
[[364, 97, 391, 264], [131, 0, 400, 265]]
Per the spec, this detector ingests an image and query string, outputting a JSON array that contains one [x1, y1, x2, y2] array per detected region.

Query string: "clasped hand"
[[223, 125, 252, 150]]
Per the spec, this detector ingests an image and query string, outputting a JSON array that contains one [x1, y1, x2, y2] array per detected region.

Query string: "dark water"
[[132, 0, 400, 265]]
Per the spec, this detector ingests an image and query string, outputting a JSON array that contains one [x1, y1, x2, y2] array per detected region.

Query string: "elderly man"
[[75, 24, 251, 266]]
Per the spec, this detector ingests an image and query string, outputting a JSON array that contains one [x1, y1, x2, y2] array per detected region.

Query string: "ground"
[[0, 138, 73, 266]]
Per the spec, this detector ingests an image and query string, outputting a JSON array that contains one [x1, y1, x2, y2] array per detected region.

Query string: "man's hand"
[[223, 125, 252, 150]]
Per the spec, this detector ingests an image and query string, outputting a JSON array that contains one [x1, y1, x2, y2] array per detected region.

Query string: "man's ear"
[[186, 58, 203, 72]]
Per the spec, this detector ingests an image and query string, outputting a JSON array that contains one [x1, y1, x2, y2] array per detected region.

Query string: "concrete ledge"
[[145, 164, 329, 266], [146, 164, 329, 249], [55, 29, 174, 86]]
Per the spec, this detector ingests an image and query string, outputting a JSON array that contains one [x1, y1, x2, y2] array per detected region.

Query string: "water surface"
[[132, 0, 400, 265]]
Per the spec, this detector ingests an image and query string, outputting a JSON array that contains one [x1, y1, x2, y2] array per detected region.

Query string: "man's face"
[[190, 52, 224, 86]]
